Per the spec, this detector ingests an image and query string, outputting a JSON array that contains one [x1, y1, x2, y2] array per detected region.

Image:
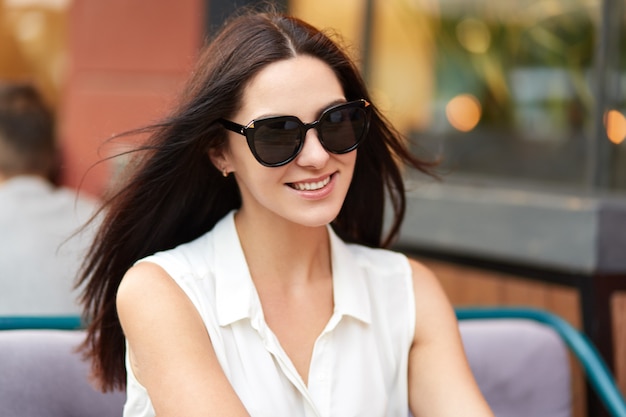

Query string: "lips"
[[289, 175, 332, 191]]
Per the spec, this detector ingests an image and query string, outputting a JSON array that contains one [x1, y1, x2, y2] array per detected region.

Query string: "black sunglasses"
[[219, 99, 371, 167]]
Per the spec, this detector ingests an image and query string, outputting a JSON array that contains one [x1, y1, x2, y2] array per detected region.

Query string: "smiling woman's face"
[[213, 54, 357, 228]]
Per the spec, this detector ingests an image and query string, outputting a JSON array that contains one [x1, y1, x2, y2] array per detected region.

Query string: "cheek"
[[233, 165, 287, 212], [229, 143, 284, 191], [340, 150, 357, 177], [225, 136, 256, 170]]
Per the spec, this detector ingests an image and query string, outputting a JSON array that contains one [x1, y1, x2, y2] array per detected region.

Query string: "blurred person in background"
[[0, 82, 98, 315]]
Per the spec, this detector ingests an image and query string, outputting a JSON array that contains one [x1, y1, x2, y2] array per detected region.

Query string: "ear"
[[208, 146, 232, 175]]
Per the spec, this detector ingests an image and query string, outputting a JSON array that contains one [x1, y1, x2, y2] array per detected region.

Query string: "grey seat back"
[[0, 329, 125, 417], [460, 319, 572, 417]]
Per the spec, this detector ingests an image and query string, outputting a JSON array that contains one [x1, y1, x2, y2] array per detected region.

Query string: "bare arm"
[[116, 261, 251, 417], [407, 259, 494, 417]]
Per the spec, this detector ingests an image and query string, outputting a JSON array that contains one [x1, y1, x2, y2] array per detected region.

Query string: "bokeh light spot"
[[605, 110, 626, 145], [446, 94, 482, 132], [456, 18, 491, 54]]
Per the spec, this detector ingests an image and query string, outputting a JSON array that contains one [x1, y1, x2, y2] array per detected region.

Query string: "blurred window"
[[290, 0, 625, 194], [0, 0, 69, 109]]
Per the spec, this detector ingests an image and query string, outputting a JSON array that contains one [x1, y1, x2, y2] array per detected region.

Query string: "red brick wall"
[[59, 0, 204, 197]]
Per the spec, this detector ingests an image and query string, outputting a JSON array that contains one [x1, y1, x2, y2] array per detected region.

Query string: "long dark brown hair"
[[78, 9, 437, 392]]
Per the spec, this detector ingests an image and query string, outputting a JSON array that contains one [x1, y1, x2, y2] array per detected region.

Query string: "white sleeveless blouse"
[[123, 211, 415, 417]]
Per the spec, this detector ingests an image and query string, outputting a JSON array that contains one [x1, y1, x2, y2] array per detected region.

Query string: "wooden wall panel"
[[611, 292, 626, 395]]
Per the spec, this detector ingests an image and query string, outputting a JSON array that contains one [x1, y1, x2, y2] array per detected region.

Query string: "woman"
[[79, 9, 494, 417]]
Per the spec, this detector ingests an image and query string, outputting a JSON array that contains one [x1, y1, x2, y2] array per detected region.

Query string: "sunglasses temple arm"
[[219, 119, 246, 135]]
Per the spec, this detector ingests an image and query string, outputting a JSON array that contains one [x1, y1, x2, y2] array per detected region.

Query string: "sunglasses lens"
[[321, 104, 368, 153], [252, 118, 301, 166], [245, 101, 370, 166]]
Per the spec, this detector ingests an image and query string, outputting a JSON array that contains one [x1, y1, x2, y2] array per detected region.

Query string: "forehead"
[[237, 55, 346, 121]]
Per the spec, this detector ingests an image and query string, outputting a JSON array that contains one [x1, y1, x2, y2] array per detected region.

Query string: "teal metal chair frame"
[[0, 316, 83, 330], [456, 307, 626, 417]]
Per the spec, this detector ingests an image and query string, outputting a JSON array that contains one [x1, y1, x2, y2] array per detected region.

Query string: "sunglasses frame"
[[219, 99, 371, 167]]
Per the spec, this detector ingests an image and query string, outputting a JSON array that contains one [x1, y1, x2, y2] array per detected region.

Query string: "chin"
[[288, 204, 343, 229]]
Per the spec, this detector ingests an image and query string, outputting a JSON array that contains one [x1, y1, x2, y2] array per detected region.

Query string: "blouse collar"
[[213, 211, 372, 327]]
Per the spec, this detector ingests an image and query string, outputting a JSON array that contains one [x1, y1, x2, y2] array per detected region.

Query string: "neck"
[[234, 210, 332, 287]]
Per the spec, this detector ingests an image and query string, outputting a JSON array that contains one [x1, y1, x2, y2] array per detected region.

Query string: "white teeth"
[[292, 176, 331, 191]]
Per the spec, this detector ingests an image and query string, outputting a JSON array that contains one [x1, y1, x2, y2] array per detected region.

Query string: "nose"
[[295, 127, 330, 168]]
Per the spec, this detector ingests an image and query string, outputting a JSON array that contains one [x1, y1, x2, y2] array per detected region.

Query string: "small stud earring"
[[222, 168, 228, 177]]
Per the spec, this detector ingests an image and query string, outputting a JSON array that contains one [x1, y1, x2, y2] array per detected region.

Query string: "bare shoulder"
[[116, 261, 201, 334], [115, 260, 208, 372], [406, 257, 458, 343], [117, 262, 189, 321], [407, 257, 438, 283], [117, 261, 178, 305], [407, 257, 448, 307]]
